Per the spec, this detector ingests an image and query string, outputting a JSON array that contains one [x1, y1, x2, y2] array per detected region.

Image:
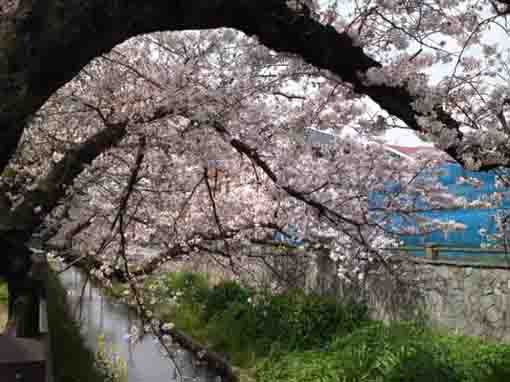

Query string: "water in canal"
[[58, 267, 221, 382]]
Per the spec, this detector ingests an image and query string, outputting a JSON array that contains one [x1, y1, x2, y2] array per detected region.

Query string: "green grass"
[[0, 279, 8, 330], [0, 280, 8, 303], [139, 271, 510, 382], [256, 323, 510, 382], [46, 270, 119, 382], [143, 273, 368, 365]]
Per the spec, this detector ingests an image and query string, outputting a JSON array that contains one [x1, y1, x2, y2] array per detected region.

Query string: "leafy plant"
[[202, 280, 251, 321], [203, 288, 369, 367], [163, 271, 210, 304], [95, 334, 128, 382], [0, 280, 8, 303], [256, 322, 510, 382]]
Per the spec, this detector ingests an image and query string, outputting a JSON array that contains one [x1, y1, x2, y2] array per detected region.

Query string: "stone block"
[[480, 294, 496, 310], [486, 305, 503, 324]]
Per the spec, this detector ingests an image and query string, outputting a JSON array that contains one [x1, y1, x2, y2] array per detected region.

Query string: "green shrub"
[[332, 323, 459, 381], [204, 302, 258, 365], [474, 344, 510, 381], [163, 271, 210, 304], [0, 280, 8, 303], [256, 323, 440, 382], [202, 281, 251, 321], [160, 300, 208, 341], [95, 334, 128, 382], [0, 279, 7, 330], [203, 289, 369, 367], [434, 334, 510, 382], [249, 290, 368, 350], [373, 342, 457, 382]]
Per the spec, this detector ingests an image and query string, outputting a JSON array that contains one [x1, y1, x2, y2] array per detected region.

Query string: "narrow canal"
[[58, 267, 221, 382]]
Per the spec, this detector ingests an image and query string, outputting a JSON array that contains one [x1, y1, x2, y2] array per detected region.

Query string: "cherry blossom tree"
[[14, 28, 469, 290], [2, 0, 510, 338], [1, 0, 510, 171]]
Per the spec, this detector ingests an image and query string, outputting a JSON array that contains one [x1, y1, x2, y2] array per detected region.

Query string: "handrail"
[[383, 245, 510, 268], [383, 246, 510, 254], [392, 254, 510, 270]]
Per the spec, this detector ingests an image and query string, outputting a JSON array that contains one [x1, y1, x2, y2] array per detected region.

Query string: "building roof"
[[384, 144, 455, 163]]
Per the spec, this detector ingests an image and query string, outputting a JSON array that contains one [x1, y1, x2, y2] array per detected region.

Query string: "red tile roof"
[[385, 145, 455, 162]]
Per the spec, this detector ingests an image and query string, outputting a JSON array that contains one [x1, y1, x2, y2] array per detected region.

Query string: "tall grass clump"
[[255, 322, 510, 382], [205, 288, 368, 362]]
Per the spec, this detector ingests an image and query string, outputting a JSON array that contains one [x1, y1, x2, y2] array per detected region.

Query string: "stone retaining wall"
[[311, 253, 510, 342], [160, 245, 510, 341]]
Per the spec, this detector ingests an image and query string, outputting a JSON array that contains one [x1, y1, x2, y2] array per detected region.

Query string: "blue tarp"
[[273, 162, 510, 253], [370, 162, 510, 249], [272, 224, 304, 246]]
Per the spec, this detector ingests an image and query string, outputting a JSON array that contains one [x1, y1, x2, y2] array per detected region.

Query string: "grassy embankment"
[[0, 280, 8, 330], [46, 270, 126, 382], [109, 271, 510, 382], [0, 273, 124, 380]]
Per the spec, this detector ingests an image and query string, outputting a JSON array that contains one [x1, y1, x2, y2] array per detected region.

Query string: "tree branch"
[[4, 121, 128, 240], [0, 0, 502, 173]]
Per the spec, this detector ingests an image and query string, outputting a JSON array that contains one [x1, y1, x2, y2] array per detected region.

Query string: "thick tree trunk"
[[11, 284, 40, 337], [4, 120, 127, 239], [0, 120, 127, 295], [0, 0, 508, 327], [0, 0, 506, 172], [2, 237, 44, 337]]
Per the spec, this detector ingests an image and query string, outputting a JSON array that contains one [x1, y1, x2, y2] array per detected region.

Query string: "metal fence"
[[386, 244, 510, 266]]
